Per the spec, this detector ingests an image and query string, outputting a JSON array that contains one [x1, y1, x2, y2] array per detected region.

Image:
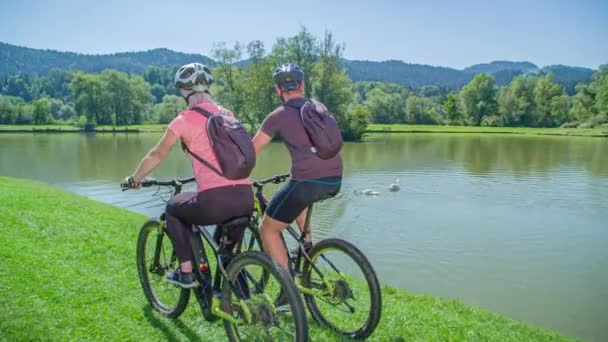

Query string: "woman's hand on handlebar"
[[121, 175, 141, 190]]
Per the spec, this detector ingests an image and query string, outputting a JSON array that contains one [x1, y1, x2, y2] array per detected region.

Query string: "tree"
[[442, 93, 461, 124], [569, 84, 595, 122], [6, 75, 32, 101], [57, 104, 76, 121], [33, 98, 50, 124], [363, 88, 406, 124], [152, 95, 186, 124], [240, 40, 280, 131], [533, 75, 568, 127], [591, 65, 608, 117], [348, 104, 371, 139], [212, 42, 246, 118], [497, 76, 537, 126], [459, 73, 498, 125], [311, 31, 360, 139], [0, 95, 25, 124], [38, 69, 74, 101], [405, 95, 439, 124], [17, 104, 34, 124], [69, 72, 108, 125], [143, 66, 165, 85], [150, 84, 166, 103]]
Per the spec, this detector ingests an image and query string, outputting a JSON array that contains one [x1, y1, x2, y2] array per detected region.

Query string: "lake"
[[1, 132, 607, 341]]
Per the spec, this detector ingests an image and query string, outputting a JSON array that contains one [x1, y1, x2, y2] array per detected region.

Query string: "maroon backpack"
[[289, 99, 343, 159], [182, 106, 256, 180]]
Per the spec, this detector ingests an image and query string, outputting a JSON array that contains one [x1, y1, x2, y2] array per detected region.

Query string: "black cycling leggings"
[[165, 185, 253, 264]]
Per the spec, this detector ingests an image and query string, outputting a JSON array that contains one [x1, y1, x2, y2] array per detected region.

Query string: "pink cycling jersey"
[[167, 102, 252, 192]]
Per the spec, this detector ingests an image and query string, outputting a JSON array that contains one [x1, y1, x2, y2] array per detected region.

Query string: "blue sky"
[[0, 0, 606, 69]]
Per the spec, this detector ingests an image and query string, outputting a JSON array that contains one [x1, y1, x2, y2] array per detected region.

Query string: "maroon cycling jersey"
[[260, 98, 343, 180]]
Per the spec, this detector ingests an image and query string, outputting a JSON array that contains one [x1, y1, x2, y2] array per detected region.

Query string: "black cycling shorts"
[[266, 176, 342, 224]]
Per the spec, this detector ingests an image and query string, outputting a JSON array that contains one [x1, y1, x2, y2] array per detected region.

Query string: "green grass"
[[0, 124, 168, 133], [95, 124, 167, 132], [3, 123, 607, 138], [0, 124, 79, 132], [366, 124, 608, 137], [0, 176, 575, 341]]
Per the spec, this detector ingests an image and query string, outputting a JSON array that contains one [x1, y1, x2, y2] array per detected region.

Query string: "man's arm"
[[252, 130, 272, 156], [132, 129, 179, 182]]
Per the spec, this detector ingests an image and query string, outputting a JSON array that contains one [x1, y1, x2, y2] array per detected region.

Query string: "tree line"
[[1, 28, 606, 139]]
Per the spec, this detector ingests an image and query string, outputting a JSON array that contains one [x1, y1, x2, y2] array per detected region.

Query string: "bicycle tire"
[[222, 251, 309, 342], [136, 219, 190, 318], [302, 238, 382, 339], [240, 224, 270, 286]]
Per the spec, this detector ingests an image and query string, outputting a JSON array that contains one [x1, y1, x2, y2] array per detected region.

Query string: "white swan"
[[388, 178, 400, 192]]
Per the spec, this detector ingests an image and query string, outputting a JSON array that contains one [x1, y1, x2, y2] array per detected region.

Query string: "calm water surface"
[[1, 132, 607, 341]]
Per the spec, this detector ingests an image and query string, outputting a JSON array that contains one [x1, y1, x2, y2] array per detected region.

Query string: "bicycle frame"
[[149, 180, 253, 325], [252, 179, 338, 296]]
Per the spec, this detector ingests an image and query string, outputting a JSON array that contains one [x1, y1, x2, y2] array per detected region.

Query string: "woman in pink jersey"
[[122, 63, 253, 288]]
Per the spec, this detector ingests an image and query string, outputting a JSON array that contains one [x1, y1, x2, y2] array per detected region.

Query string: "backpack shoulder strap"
[[182, 142, 224, 177], [284, 98, 311, 111], [191, 106, 214, 118]]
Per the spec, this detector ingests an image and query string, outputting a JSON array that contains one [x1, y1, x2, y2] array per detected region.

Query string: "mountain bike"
[[122, 177, 308, 341], [242, 174, 382, 340]]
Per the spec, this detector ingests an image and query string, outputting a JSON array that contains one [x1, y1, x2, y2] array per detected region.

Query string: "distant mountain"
[[344, 59, 469, 88], [463, 61, 538, 75], [345, 59, 593, 94], [537, 65, 595, 94], [0, 42, 594, 93], [0, 42, 214, 76]]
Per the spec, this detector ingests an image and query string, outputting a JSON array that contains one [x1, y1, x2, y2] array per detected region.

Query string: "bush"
[[590, 113, 608, 126], [579, 113, 608, 128], [75, 116, 88, 128], [578, 121, 593, 128], [480, 115, 504, 127], [560, 122, 579, 128]]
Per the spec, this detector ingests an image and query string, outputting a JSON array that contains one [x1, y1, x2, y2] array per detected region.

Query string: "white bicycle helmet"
[[174, 63, 214, 92]]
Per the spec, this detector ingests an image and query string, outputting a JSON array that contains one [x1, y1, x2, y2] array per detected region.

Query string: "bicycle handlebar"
[[253, 173, 291, 188], [121, 176, 196, 191]]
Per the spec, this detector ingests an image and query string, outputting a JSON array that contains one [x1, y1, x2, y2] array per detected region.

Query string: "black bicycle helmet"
[[273, 63, 304, 91]]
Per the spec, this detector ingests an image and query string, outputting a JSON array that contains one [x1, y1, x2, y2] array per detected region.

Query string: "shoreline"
[[0, 175, 576, 341], [1, 124, 606, 137], [366, 124, 608, 138]]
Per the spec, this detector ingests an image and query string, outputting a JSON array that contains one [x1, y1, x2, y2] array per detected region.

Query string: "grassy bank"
[[367, 124, 608, 137], [0, 124, 166, 133], [2, 123, 607, 138], [0, 176, 574, 341]]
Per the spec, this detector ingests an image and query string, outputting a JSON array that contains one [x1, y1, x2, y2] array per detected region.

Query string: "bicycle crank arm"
[[211, 297, 252, 324]]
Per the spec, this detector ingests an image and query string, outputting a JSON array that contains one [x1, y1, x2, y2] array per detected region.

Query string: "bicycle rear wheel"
[[222, 251, 309, 342], [136, 219, 190, 318], [302, 238, 382, 339]]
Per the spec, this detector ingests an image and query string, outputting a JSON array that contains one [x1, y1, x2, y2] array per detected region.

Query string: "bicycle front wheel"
[[302, 238, 382, 339], [222, 251, 309, 342], [136, 219, 190, 318], [239, 224, 270, 286]]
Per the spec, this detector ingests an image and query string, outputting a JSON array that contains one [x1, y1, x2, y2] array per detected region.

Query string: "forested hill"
[[0, 42, 215, 76], [0, 41, 594, 93], [343, 60, 469, 88], [462, 61, 538, 75], [344, 59, 594, 93]]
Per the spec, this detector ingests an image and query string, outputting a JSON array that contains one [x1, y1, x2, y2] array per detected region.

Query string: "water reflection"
[[1, 133, 606, 182]]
